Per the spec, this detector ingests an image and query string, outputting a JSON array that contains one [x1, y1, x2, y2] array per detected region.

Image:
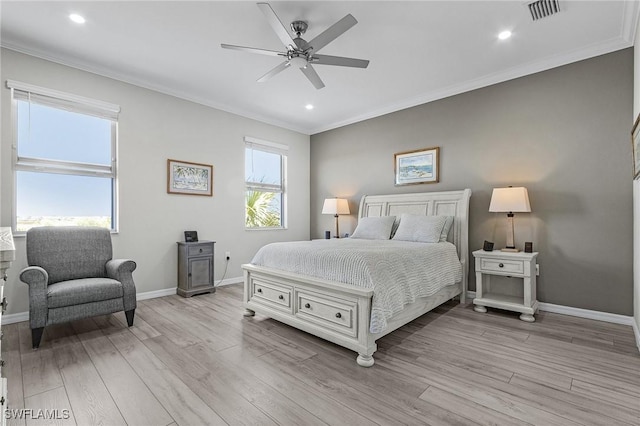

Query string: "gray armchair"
[[19, 226, 137, 348]]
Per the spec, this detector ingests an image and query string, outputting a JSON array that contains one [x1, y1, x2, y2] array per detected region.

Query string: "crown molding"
[[310, 36, 634, 134], [3, 26, 635, 137], [0, 42, 311, 135]]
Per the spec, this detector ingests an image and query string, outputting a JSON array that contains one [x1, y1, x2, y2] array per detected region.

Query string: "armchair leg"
[[125, 309, 135, 327], [31, 327, 44, 349]]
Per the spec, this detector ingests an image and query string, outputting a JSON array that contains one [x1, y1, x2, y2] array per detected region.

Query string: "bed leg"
[[243, 309, 255, 317], [356, 354, 375, 367]]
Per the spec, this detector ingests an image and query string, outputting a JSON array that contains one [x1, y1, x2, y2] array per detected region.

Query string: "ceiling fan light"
[[289, 56, 308, 68]]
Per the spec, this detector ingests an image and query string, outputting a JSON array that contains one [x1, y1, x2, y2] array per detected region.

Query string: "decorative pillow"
[[440, 215, 454, 242], [392, 214, 452, 243], [350, 216, 396, 240]]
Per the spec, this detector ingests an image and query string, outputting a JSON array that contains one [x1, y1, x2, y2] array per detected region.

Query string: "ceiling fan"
[[221, 2, 370, 90]]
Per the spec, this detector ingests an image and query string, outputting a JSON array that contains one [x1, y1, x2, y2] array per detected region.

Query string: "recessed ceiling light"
[[69, 14, 86, 24], [498, 30, 512, 40], [305, 104, 314, 110]]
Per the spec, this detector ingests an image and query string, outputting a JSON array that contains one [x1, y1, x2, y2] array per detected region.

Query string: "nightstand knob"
[[278, 295, 284, 300], [257, 288, 262, 293], [199, 248, 203, 253], [335, 312, 342, 318], [499, 263, 504, 268], [304, 303, 311, 309]]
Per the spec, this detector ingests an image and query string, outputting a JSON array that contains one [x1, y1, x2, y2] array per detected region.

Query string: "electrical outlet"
[[225, 251, 231, 261]]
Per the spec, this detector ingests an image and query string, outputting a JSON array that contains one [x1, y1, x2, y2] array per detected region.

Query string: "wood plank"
[[23, 387, 76, 426], [107, 330, 227, 426], [21, 349, 63, 398], [78, 329, 174, 426], [142, 335, 279, 426], [52, 340, 126, 425]]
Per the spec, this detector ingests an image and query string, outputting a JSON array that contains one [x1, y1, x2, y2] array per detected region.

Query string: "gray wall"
[[1, 49, 310, 315], [311, 48, 633, 316]]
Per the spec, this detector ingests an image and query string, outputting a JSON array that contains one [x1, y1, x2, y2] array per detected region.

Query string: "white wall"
[[0, 49, 310, 315]]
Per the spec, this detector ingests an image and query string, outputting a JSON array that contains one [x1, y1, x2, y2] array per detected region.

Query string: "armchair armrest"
[[20, 266, 48, 288], [106, 259, 137, 311], [19, 266, 49, 329]]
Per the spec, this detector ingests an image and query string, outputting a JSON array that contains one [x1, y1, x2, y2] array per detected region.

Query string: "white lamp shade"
[[322, 198, 350, 215], [489, 187, 531, 213]]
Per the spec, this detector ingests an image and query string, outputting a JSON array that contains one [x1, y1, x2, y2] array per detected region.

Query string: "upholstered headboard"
[[358, 189, 472, 293]]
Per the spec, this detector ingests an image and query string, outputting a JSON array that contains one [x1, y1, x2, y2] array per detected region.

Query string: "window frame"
[[244, 136, 288, 230], [7, 80, 120, 234]]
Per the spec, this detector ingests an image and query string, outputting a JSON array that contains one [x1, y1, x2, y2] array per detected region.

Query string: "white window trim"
[[244, 136, 288, 230], [8, 81, 120, 234]]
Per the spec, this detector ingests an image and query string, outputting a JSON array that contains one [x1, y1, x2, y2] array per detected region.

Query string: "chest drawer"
[[251, 280, 292, 313], [480, 258, 524, 275], [188, 244, 213, 257], [295, 290, 357, 337]]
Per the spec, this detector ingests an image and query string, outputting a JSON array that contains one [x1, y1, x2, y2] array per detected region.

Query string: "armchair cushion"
[[47, 278, 123, 309]]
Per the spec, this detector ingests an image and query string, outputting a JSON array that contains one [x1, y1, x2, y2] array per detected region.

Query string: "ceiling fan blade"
[[308, 14, 357, 53], [257, 2, 296, 48], [312, 54, 369, 68], [221, 44, 284, 57], [300, 64, 325, 90], [257, 61, 291, 83]]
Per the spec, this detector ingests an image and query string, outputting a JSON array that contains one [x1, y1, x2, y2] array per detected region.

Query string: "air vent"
[[527, 0, 560, 21]]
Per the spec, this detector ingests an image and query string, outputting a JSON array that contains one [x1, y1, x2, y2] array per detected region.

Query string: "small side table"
[[177, 240, 215, 297], [472, 250, 539, 322]]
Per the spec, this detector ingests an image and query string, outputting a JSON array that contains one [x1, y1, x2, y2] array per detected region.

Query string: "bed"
[[242, 189, 471, 366]]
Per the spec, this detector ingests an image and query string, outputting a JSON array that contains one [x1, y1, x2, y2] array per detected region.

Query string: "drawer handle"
[[335, 312, 342, 319], [499, 263, 504, 268], [278, 295, 284, 300], [257, 288, 262, 293], [304, 303, 311, 309], [199, 248, 203, 253]]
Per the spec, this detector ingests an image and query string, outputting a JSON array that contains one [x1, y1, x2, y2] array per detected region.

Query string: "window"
[[8, 80, 120, 233], [244, 137, 288, 229]]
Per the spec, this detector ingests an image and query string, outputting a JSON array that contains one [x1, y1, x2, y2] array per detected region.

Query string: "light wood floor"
[[3, 284, 639, 426]]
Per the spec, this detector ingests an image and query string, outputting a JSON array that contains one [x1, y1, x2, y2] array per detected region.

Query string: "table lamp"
[[322, 198, 350, 238], [489, 186, 531, 252]]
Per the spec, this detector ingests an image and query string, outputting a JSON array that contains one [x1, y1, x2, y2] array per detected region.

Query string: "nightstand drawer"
[[188, 244, 213, 257], [480, 258, 524, 275]]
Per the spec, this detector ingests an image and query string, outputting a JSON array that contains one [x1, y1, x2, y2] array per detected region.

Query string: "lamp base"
[[501, 247, 520, 253]]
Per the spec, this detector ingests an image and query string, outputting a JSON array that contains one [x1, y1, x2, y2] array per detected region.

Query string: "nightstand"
[[177, 241, 215, 297], [472, 250, 539, 322]]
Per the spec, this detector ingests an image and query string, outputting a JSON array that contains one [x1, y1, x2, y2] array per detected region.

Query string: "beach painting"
[[167, 159, 213, 196], [394, 147, 439, 185]]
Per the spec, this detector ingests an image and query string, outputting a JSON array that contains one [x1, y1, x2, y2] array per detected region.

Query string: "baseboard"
[[1, 278, 243, 325], [466, 291, 635, 326], [2, 311, 29, 325], [136, 287, 177, 301], [215, 276, 243, 287]]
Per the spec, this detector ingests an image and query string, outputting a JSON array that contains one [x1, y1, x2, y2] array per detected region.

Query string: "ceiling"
[[1, 1, 638, 135]]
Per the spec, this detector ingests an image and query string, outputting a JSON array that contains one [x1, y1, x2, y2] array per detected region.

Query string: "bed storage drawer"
[[295, 290, 357, 337], [250, 279, 292, 313], [479, 258, 524, 275]]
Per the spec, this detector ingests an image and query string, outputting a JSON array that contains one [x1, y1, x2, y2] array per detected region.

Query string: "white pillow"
[[350, 216, 396, 240], [392, 214, 452, 243]]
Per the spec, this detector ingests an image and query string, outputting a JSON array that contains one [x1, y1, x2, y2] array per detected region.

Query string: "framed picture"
[[632, 115, 640, 179], [167, 159, 213, 196], [394, 147, 440, 185]]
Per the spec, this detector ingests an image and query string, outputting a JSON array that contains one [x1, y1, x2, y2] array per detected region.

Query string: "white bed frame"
[[242, 189, 472, 366]]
